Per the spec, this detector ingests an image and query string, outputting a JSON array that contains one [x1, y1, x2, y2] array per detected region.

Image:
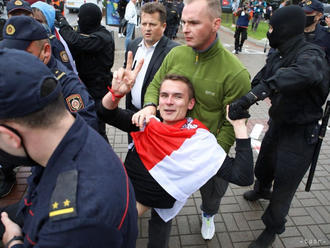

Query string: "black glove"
[[55, 9, 65, 22], [229, 95, 252, 120], [229, 81, 272, 120], [250, 80, 271, 101]]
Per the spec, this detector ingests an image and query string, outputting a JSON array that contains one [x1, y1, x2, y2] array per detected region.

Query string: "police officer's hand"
[[1, 212, 23, 247], [55, 9, 64, 22], [229, 96, 251, 120], [226, 105, 248, 139]]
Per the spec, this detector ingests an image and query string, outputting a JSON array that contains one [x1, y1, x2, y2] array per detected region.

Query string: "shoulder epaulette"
[[53, 69, 66, 81], [49, 170, 78, 221]]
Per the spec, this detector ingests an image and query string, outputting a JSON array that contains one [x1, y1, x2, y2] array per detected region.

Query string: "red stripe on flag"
[[131, 118, 208, 171]]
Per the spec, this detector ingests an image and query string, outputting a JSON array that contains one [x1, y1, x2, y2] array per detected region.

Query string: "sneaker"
[[235, 49, 239, 54], [248, 228, 276, 248], [118, 33, 121, 38], [201, 212, 215, 240]]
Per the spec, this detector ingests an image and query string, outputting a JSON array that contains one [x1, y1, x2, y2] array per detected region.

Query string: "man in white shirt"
[[124, 0, 137, 50], [124, 2, 178, 113]]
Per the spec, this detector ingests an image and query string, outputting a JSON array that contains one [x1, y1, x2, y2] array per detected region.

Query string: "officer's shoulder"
[[52, 68, 67, 81], [49, 169, 78, 221], [48, 34, 56, 40]]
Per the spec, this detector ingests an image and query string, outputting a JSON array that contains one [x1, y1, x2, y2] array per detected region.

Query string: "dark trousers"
[[148, 209, 172, 248], [234, 27, 247, 51], [251, 15, 261, 31], [200, 176, 229, 215], [255, 120, 317, 234]]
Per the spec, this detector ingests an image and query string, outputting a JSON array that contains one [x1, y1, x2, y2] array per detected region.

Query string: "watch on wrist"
[[143, 102, 157, 108], [5, 236, 24, 248]]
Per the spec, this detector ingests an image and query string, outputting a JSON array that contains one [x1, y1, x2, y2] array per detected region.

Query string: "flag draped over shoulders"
[[131, 117, 227, 221]]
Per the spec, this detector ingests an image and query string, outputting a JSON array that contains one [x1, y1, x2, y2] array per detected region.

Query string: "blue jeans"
[[125, 23, 135, 50]]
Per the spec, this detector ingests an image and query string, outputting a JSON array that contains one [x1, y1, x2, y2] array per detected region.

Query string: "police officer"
[[0, 16, 98, 131], [0, 0, 32, 40], [56, 3, 115, 141], [0, 48, 138, 248], [0, 18, 5, 40], [0, 16, 98, 198], [164, 0, 179, 39], [31, 1, 76, 72], [0, 0, 35, 197], [6, 0, 32, 17], [303, 0, 330, 64], [229, 5, 330, 248]]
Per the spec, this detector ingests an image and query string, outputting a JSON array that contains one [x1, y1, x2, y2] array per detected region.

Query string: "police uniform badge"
[[66, 94, 84, 112], [14, 0, 23, 5], [6, 24, 15, 35], [49, 170, 78, 221], [60, 51, 69, 63], [306, 0, 312, 5]]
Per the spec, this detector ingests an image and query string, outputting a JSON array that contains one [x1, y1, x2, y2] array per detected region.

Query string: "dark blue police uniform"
[[0, 16, 99, 131], [305, 23, 330, 64], [303, 0, 330, 64], [49, 34, 74, 71], [15, 115, 138, 248], [47, 56, 99, 131]]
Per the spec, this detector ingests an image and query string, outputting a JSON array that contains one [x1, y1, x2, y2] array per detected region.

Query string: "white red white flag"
[[131, 117, 226, 222]]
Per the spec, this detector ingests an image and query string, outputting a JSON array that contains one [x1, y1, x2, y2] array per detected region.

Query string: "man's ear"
[[162, 22, 167, 31], [0, 125, 22, 149], [188, 98, 195, 110], [212, 17, 221, 32], [42, 42, 52, 64]]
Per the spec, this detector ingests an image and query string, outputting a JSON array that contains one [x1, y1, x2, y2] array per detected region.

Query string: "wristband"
[[5, 236, 24, 248], [107, 86, 125, 102]]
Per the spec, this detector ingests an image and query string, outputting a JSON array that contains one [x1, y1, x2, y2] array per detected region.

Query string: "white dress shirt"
[[131, 40, 159, 109]]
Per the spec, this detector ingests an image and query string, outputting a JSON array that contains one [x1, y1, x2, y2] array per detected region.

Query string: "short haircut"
[[184, 0, 222, 18], [1, 78, 66, 128], [160, 74, 195, 99], [141, 2, 167, 23]]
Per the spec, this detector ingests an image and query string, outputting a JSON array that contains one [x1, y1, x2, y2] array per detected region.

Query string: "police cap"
[[6, 0, 32, 15], [0, 48, 62, 119], [303, 0, 324, 13], [0, 16, 48, 50]]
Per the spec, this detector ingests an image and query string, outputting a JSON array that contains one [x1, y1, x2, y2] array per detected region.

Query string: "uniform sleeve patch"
[[66, 94, 84, 112], [60, 51, 69, 63], [49, 170, 78, 221]]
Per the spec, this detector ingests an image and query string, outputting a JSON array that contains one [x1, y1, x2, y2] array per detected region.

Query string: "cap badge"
[[306, 0, 312, 5], [14, 0, 23, 5], [6, 24, 16, 35]]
